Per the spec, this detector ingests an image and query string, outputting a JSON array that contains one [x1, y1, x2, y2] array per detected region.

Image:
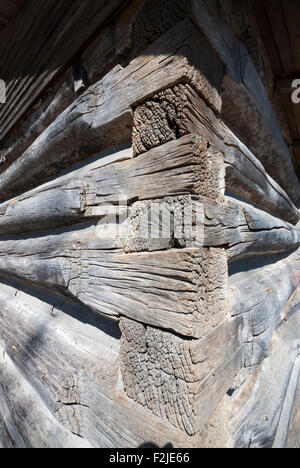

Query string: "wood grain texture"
[[0, 226, 227, 338], [0, 136, 225, 236], [229, 248, 300, 367], [204, 196, 300, 260], [0, 19, 223, 203], [0, 0, 146, 175], [189, 0, 300, 203], [0, 0, 299, 449], [120, 316, 244, 435], [132, 83, 300, 224], [0, 341, 92, 448], [227, 302, 300, 448], [0, 0, 129, 144], [0, 286, 198, 448], [125, 195, 300, 260], [0, 95, 298, 240]]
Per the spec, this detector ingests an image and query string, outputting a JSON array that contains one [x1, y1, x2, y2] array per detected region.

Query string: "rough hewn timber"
[[229, 249, 300, 367], [227, 300, 300, 448], [0, 136, 225, 236], [0, 19, 223, 203], [132, 84, 299, 224], [0, 286, 197, 448], [189, 0, 300, 203], [0, 115, 297, 239], [120, 316, 244, 435], [0, 228, 227, 338], [0, 341, 92, 448], [125, 195, 300, 260], [0, 0, 146, 174], [0, 0, 131, 145]]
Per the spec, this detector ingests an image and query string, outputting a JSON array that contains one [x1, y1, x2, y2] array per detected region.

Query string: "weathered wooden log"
[[221, 125, 300, 226], [132, 83, 300, 224], [0, 342, 92, 448], [0, 196, 298, 344], [0, 0, 198, 172], [1, 74, 298, 225], [227, 305, 300, 448], [1, 184, 299, 266], [0, 126, 298, 241], [0, 227, 227, 338], [0, 403, 20, 448], [0, 0, 146, 175], [0, 19, 223, 203], [204, 197, 300, 260], [229, 248, 300, 367], [189, 0, 300, 203], [125, 195, 300, 260], [0, 0, 299, 449], [0, 287, 194, 448], [273, 355, 300, 448], [120, 315, 244, 435], [0, 0, 131, 145], [285, 364, 300, 448], [0, 136, 225, 236]]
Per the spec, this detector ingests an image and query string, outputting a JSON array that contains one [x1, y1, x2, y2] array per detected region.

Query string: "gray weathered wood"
[[132, 83, 300, 224], [204, 196, 300, 260], [0, 341, 92, 448], [120, 315, 244, 435], [0, 286, 203, 448], [0, 136, 225, 236], [125, 195, 300, 260], [0, 19, 223, 203], [229, 248, 300, 367], [222, 125, 300, 226], [0, 0, 130, 145], [227, 304, 300, 448], [0, 227, 227, 338], [0, 128, 298, 240], [189, 0, 300, 203], [0, 0, 146, 174]]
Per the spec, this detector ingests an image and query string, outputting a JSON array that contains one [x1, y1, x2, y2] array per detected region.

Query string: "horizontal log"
[[0, 136, 225, 236], [0, 19, 223, 203], [131, 83, 225, 156], [0, 341, 92, 448], [1, 175, 299, 264], [0, 0, 147, 175], [125, 195, 300, 260], [285, 374, 300, 448], [132, 83, 299, 224], [0, 128, 298, 241], [227, 309, 300, 448], [1, 81, 298, 229], [190, 0, 300, 203], [273, 355, 300, 448], [0, 0, 129, 144], [0, 228, 227, 338], [229, 248, 300, 367], [0, 286, 201, 448], [221, 125, 300, 226], [204, 197, 300, 260]]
